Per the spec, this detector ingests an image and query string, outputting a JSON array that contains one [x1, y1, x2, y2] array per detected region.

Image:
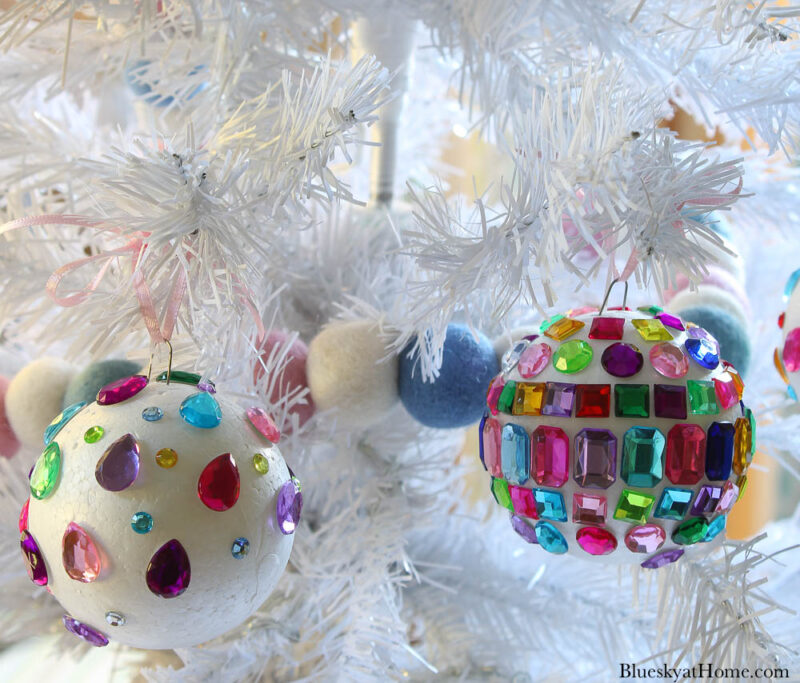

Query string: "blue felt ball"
[[677, 306, 751, 377], [398, 324, 500, 429], [62, 359, 142, 408]]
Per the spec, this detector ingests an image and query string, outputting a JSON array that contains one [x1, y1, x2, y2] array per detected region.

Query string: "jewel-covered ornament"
[[22, 379, 298, 649], [483, 307, 752, 566]]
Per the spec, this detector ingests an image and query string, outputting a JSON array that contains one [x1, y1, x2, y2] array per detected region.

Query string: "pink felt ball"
[[253, 331, 315, 428], [664, 267, 751, 317], [0, 376, 21, 458]]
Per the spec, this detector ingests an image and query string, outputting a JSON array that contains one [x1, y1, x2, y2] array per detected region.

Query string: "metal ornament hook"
[[598, 278, 629, 315], [146, 339, 174, 383]]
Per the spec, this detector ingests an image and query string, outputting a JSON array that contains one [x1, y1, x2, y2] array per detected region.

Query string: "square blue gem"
[[654, 487, 693, 520], [533, 489, 567, 522]]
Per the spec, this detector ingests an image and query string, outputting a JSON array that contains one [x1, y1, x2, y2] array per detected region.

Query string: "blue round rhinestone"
[[141, 406, 164, 422], [534, 521, 568, 554], [231, 537, 250, 559], [685, 338, 719, 369], [131, 511, 153, 534], [703, 515, 726, 542]]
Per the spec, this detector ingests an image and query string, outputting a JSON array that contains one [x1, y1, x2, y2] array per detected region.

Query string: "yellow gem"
[[774, 347, 790, 385], [631, 319, 673, 342], [733, 417, 751, 475], [252, 453, 270, 474], [726, 366, 745, 399], [736, 474, 748, 501], [543, 318, 585, 341], [512, 382, 546, 415], [155, 448, 178, 468]]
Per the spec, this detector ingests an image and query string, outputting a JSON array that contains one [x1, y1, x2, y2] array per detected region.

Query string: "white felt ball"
[[23, 381, 296, 649], [485, 308, 752, 566], [6, 357, 76, 448], [307, 320, 399, 428]]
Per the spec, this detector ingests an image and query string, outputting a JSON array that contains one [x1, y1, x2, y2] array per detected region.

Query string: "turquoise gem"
[[784, 268, 800, 301], [179, 392, 222, 429], [533, 489, 567, 522], [501, 423, 530, 485], [43, 401, 87, 445], [131, 511, 153, 534], [703, 515, 726, 542], [535, 521, 568, 554], [654, 487, 693, 520], [141, 406, 164, 422], [621, 426, 665, 487]]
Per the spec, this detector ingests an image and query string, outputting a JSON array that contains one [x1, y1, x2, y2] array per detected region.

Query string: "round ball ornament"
[[20, 373, 301, 649], [482, 305, 753, 567]]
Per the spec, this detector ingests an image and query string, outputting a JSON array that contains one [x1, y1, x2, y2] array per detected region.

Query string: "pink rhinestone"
[[624, 524, 666, 553], [481, 417, 503, 477], [246, 407, 280, 443], [716, 480, 739, 512], [649, 343, 689, 378], [96, 375, 148, 405], [531, 426, 569, 487], [576, 527, 617, 555], [783, 327, 800, 372], [518, 343, 552, 378], [572, 492, 607, 525], [486, 376, 505, 416], [588, 317, 624, 340], [509, 485, 538, 519], [713, 374, 739, 410]]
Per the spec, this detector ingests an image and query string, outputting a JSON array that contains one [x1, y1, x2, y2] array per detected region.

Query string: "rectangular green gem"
[[637, 305, 662, 315], [614, 384, 649, 417], [746, 407, 756, 455], [539, 313, 564, 333], [687, 380, 718, 414], [497, 381, 517, 414], [491, 477, 513, 510], [613, 489, 655, 524]]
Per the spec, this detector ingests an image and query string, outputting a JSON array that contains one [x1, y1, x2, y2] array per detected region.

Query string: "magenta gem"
[[576, 526, 617, 555], [197, 454, 240, 511], [19, 498, 29, 533], [20, 530, 48, 585], [588, 317, 624, 340], [601, 343, 643, 377], [650, 343, 689, 378], [277, 477, 303, 535], [713, 374, 739, 410], [783, 327, 800, 372], [510, 515, 538, 543], [641, 548, 684, 569], [657, 313, 685, 331], [146, 539, 191, 598], [625, 524, 666, 553], [96, 375, 149, 405], [692, 485, 722, 515], [518, 343, 553, 378], [246, 406, 281, 443], [532, 425, 569, 487], [63, 615, 108, 647], [509, 485, 538, 518], [486, 376, 505, 416], [95, 433, 140, 491]]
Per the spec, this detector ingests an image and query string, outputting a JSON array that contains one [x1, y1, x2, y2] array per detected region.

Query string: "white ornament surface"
[[26, 381, 294, 649], [488, 309, 750, 565]]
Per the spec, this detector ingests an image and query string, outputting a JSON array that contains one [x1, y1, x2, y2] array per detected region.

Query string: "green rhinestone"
[[84, 426, 105, 444], [539, 314, 565, 333], [252, 453, 270, 475], [637, 305, 663, 316], [30, 442, 61, 500], [491, 477, 513, 510], [621, 427, 664, 487], [155, 370, 214, 390], [552, 340, 593, 374], [672, 516, 709, 545], [746, 407, 756, 457], [687, 380, 718, 414], [614, 384, 650, 417], [613, 489, 655, 524], [497, 381, 517, 414]]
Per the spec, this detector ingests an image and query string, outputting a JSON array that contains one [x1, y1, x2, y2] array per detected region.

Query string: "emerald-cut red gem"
[[588, 317, 624, 340], [531, 425, 569, 487], [575, 384, 610, 417], [665, 424, 705, 484]]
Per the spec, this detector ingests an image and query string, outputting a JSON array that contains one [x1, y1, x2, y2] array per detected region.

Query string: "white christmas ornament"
[[6, 357, 76, 448], [483, 305, 753, 566], [21, 376, 300, 649]]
